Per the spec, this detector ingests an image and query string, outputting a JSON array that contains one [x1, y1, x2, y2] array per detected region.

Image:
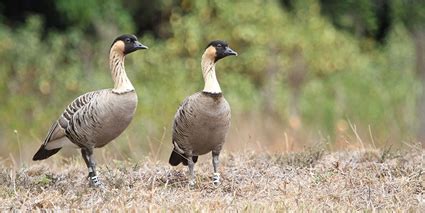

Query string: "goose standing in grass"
[[33, 34, 148, 187], [169, 40, 237, 186]]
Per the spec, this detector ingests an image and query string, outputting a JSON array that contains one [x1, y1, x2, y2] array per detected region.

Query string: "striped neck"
[[109, 47, 135, 94], [201, 53, 221, 94]]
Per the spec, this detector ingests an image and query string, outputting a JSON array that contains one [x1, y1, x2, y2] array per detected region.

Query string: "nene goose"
[[169, 40, 237, 186], [32, 34, 147, 187]]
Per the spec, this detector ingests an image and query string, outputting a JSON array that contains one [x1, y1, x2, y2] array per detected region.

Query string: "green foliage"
[[319, 0, 380, 35], [0, 0, 420, 156], [393, 0, 425, 31], [37, 174, 53, 185], [56, 0, 134, 32]]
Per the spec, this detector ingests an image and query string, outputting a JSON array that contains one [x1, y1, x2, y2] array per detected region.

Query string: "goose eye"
[[217, 44, 222, 48], [125, 38, 131, 43]]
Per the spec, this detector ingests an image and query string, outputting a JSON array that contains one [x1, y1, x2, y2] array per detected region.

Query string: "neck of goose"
[[109, 50, 134, 94], [201, 54, 221, 94]]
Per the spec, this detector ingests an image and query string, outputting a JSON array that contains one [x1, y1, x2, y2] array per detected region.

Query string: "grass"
[[0, 144, 423, 211]]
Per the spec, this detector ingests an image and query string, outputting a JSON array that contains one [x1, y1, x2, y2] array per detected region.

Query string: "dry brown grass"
[[0, 144, 424, 211]]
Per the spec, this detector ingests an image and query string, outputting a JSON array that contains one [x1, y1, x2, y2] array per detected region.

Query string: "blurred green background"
[[0, 0, 424, 161]]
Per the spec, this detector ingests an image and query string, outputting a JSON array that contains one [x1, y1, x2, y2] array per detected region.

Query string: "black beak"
[[224, 46, 238, 56], [134, 41, 148, 50], [124, 41, 148, 54]]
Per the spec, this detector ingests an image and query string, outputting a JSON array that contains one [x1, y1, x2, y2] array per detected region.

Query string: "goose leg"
[[81, 148, 101, 187], [212, 151, 220, 185], [187, 154, 196, 187]]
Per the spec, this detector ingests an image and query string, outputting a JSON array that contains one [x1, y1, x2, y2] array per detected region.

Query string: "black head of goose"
[[169, 40, 237, 186], [32, 34, 148, 187]]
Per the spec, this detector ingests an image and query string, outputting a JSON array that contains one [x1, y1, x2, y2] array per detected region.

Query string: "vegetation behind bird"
[[0, 0, 421, 161]]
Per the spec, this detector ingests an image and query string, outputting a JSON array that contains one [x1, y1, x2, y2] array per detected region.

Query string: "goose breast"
[[65, 90, 138, 148]]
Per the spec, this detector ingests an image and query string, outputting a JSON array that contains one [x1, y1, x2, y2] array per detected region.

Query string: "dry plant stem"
[[14, 130, 23, 165]]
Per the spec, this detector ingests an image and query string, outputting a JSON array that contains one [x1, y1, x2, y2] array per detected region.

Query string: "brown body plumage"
[[170, 92, 231, 165]]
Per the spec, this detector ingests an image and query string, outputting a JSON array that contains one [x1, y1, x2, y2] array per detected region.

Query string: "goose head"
[[204, 40, 238, 63], [111, 34, 148, 55]]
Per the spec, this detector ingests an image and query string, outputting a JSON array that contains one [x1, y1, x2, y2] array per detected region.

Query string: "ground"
[[0, 145, 424, 211]]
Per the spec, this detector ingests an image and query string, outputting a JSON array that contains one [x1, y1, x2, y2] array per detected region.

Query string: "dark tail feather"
[[169, 150, 198, 166], [32, 145, 61, 161], [169, 150, 187, 166]]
